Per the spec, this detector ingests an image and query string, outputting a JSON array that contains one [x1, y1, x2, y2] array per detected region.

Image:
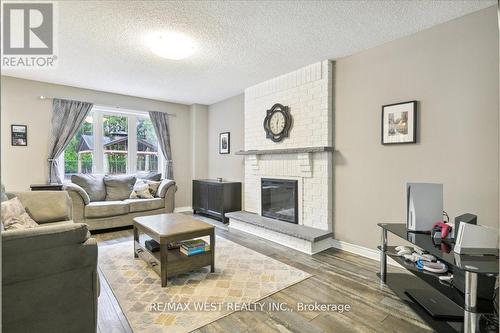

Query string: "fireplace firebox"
[[261, 178, 298, 224]]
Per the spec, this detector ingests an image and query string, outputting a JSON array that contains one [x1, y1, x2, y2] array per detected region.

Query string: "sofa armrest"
[[63, 183, 90, 205], [163, 184, 177, 213], [66, 192, 86, 224], [156, 179, 176, 198], [89, 237, 101, 297], [2, 222, 90, 250], [2, 223, 96, 285], [6, 191, 73, 223]]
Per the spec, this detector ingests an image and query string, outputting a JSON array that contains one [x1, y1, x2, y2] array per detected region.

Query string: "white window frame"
[[62, 105, 163, 177]]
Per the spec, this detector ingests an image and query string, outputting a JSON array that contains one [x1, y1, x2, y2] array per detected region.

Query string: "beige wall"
[[207, 94, 244, 183], [190, 104, 209, 181], [0, 76, 193, 208], [334, 7, 499, 249], [188, 103, 209, 205]]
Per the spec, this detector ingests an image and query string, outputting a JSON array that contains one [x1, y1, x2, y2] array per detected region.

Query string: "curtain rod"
[[38, 95, 177, 117]]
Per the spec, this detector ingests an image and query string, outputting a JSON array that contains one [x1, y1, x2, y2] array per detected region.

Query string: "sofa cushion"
[[136, 171, 161, 181], [104, 175, 136, 201], [6, 191, 73, 224], [71, 174, 106, 202], [85, 201, 129, 218], [124, 198, 164, 212]]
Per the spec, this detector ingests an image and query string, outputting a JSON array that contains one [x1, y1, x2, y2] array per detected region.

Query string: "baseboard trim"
[[330, 239, 402, 267], [174, 206, 192, 213]]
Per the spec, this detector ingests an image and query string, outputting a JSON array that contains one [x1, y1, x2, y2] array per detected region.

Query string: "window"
[[136, 117, 159, 172], [103, 114, 128, 174], [64, 113, 94, 178], [63, 107, 162, 179]]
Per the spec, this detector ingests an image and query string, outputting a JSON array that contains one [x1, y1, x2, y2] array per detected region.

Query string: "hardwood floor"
[[94, 217, 432, 333]]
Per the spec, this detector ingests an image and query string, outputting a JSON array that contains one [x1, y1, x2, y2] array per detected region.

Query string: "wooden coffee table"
[[133, 213, 215, 287]]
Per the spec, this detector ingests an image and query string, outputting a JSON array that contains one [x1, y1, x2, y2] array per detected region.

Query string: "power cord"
[[442, 211, 449, 223]]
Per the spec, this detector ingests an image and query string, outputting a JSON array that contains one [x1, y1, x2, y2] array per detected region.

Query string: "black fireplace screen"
[[261, 178, 298, 224]]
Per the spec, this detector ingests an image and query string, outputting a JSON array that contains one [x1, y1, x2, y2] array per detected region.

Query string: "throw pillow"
[[129, 180, 161, 199], [1, 197, 38, 230], [104, 175, 136, 201], [146, 180, 161, 196], [71, 174, 106, 201], [130, 187, 154, 199]]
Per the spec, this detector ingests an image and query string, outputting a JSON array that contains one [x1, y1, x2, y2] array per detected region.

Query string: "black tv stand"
[[378, 223, 498, 333]]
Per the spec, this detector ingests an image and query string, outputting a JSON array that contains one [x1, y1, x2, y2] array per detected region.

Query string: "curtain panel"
[[47, 99, 93, 183], [148, 111, 173, 179]]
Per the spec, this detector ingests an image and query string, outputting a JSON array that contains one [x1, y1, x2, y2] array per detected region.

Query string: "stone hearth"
[[227, 211, 333, 254]]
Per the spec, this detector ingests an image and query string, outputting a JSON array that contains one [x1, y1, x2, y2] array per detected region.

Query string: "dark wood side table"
[[192, 179, 242, 223], [30, 183, 64, 191], [133, 213, 215, 287]]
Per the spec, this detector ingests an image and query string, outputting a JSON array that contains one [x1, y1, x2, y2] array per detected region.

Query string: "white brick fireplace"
[[228, 60, 334, 254], [244, 152, 332, 230]]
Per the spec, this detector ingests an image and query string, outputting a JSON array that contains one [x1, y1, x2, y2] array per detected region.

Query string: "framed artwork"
[[11, 125, 27, 146], [219, 132, 230, 154], [381, 101, 417, 145]]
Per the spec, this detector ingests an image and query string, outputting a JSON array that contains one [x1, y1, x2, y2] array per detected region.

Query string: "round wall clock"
[[263, 103, 292, 142]]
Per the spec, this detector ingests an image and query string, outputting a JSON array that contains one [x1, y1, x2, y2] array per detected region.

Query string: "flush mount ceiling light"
[[146, 32, 196, 60]]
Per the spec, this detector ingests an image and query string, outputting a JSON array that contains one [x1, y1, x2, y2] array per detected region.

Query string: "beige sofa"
[[2, 190, 98, 333], [64, 173, 177, 231]]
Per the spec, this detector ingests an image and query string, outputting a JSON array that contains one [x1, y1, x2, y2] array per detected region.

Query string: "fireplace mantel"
[[234, 146, 334, 155], [243, 147, 334, 178]]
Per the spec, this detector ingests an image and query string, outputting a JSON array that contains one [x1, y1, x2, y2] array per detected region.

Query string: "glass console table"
[[378, 223, 498, 333]]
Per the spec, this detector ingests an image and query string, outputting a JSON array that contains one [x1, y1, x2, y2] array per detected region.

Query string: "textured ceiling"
[[3, 1, 495, 105]]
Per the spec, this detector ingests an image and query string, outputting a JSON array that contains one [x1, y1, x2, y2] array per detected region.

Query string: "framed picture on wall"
[[219, 132, 230, 154], [11, 124, 27, 146], [381, 101, 417, 145]]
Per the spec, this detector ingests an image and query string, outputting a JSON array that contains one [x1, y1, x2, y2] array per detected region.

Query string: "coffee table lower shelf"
[[134, 240, 213, 284]]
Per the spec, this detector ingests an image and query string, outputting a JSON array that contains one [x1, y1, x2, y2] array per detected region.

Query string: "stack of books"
[[180, 239, 210, 256]]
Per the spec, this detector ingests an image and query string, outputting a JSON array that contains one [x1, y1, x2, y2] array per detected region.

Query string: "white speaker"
[[406, 183, 443, 232], [454, 223, 498, 255]]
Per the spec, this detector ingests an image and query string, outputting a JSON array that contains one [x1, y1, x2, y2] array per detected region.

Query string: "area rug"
[[99, 237, 311, 333]]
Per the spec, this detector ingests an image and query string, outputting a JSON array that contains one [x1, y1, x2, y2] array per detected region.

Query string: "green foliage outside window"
[[106, 153, 127, 174], [103, 115, 127, 137], [104, 115, 128, 173], [64, 118, 93, 177], [137, 118, 157, 144]]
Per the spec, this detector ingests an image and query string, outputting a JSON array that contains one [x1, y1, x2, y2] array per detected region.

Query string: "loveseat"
[[64, 173, 177, 231], [2, 190, 98, 333]]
